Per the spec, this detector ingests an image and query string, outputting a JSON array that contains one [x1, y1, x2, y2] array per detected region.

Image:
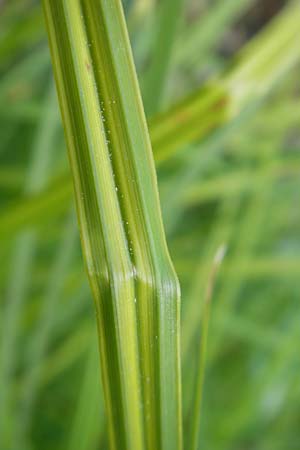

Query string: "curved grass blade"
[[162, 0, 300, 234], [42, 1, 182, 450], [189, 245, 226, 450]]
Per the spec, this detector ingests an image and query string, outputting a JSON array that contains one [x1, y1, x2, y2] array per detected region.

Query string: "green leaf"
[[42, 1, 182, 450], [189, 245, 226, 450], [142, 0, 183, 115]]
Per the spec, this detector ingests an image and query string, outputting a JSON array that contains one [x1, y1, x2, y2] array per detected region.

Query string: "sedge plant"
[[1, 2, 300, 450]]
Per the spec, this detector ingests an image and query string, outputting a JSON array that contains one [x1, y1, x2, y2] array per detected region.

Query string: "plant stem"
[[42, 2, 182, 450]]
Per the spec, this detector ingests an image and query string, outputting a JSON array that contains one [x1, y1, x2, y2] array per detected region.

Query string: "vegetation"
[[0, 1, 300, 450]]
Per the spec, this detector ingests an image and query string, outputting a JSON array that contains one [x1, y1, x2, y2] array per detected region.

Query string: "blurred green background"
[[0, 0, 300, 449]]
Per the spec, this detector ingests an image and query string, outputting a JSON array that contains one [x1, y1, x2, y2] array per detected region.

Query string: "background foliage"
[[0, 1, 300, 449]]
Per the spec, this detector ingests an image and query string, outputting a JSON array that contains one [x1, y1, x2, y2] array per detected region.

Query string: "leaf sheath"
[[42, 2, 182, 450]]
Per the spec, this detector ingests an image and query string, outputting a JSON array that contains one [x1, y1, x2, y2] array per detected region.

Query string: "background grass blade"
[[0, 83, 59, 449], [2, 2, 299, 242], [189, 245, 226, 450], [67, 337, 104, 450], [173, 0, 254, 70], [12, 209, 78, 449], [142, 0, 183, 115]]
